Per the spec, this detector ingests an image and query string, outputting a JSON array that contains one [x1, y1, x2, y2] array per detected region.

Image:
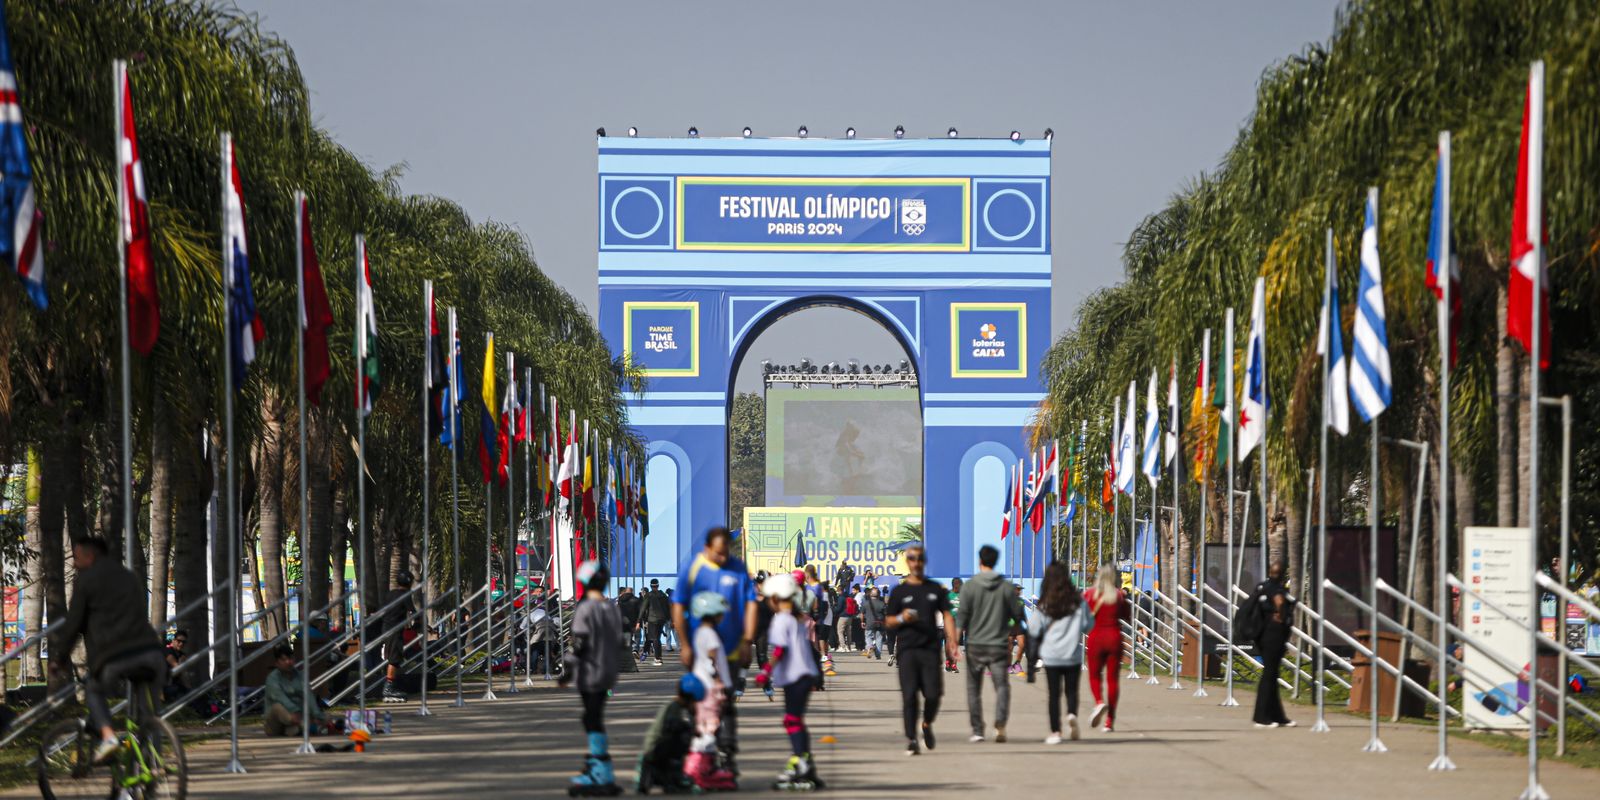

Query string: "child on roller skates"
[[561, 561, 625, 797], [755, 572, 824, 791], [686, 591, 737, 791], [635, 674, 703, 795]]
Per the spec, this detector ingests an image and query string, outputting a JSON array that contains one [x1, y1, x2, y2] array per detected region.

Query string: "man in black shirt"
[[1251, 561, 1297, 728], [885, 545, 960, 756]]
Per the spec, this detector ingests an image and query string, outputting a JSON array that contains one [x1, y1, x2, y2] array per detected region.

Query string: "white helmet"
[[764, 571, 799, 601]]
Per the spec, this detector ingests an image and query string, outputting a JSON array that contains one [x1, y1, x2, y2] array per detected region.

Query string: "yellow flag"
[[480, 333, 495, 412]]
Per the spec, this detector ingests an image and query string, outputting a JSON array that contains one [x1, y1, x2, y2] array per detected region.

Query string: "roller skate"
[[634, 758, 694, 795], [684, 751, 737, 791], [568, 733, 622, 796], [772, 753, 824, 791], [381, 680, 407, 704]]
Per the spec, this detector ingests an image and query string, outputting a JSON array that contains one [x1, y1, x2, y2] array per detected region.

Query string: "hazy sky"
[[235, 0, 1338, 390]]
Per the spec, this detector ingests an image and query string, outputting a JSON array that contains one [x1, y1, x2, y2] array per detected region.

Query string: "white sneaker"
[[1281, 720, 1297, 728], [1088, 703, 1108, 729], [1044, 733, 1063, 745], [968, 734, 985, 743], [1254, 722, 1278, 729], [1067, 713, 1080, 740]]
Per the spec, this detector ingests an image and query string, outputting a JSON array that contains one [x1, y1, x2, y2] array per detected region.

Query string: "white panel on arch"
[[646, 454, 679, 574], [972, 455, 1005, 572]]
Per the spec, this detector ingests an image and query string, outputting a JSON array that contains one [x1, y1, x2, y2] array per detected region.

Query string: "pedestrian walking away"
[[561, 561, 626, 797], [956, 544, 1024, 743], [885, 544, 960, 756], [1031, 561, 1091, 743], [754, 572, 824, 791], [860, 586, 886, 659], [1250, 561, 1297, 729], [640, 579, 672, 666], [1083, 562, 1130, 733], [673, 527, 759, 774]]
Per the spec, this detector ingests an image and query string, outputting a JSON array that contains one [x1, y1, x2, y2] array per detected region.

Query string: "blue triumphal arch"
[[598, 136, 1050, 582]]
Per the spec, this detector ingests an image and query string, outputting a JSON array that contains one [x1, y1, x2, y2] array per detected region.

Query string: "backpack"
[[1233, 592, 1265, 643], [844, 597, 859, 616]]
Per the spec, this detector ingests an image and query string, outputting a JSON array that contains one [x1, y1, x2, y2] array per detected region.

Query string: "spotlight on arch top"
[[688, 126, 699, 138], [894, 125, 905, 139], [947, 127, 958, 139], [798, 125, 808, 138], [743, 126, 752, 138], [628, 126, 638, 137], [1009, 130, 1021, 141]]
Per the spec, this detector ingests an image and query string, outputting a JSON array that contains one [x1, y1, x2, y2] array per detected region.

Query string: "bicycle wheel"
[[136, 717, 187, 800], [36, 718, 113, 800]]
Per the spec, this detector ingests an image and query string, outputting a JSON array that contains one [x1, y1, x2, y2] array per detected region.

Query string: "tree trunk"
[[305, 409, 333, 624], [171, 425, 212, 679], [38, 417, 84, 690], [330, 485, 348, 631], [22, 448, 44, 681], [208, 428, 233, 677], [255, 393, 287, 639], [1285, 477, 1306, 600], [148, 398, 174, 628], [1496, 282, 1519, 527], [1516, 366, 1532, 531]]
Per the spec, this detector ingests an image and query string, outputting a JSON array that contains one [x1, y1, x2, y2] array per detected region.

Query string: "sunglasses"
[[906, 555, 926, 563]]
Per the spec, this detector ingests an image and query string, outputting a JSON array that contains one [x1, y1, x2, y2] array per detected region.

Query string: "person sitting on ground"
[[635, 673, 703, 795], [49, 536, 167, 764], [162, 629, 190, 700], [264, 642, 326, 737]]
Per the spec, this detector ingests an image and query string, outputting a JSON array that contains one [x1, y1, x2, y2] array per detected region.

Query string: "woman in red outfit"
[[1082, 563, 1129, 732]]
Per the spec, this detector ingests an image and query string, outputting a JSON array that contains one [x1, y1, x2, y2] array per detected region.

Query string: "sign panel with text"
[[742, 506, 921, 586], [623, 301, 699, 377], [1461, 526, 1536, 730]]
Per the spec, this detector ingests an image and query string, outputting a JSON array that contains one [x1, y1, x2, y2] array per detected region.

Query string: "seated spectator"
[[163, 629, 191, 699], [264, 643, 324, 737]]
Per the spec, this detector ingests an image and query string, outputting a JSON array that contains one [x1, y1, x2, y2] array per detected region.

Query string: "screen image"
[[766, 387, 921, 506]]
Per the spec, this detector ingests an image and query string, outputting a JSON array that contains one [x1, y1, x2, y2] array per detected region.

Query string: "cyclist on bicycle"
[[50, 536, 166, 764]]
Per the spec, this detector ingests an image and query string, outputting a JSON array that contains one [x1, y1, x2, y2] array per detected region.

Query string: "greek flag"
[[1317, 232, 1350, 436], [1350, 188, 1392, 421]]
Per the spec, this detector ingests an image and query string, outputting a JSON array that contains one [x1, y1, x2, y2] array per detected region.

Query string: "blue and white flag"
[[1237, 277, 1269, 460], [1350, 188, 1392, 421], [1317, 236, 1350, 435], [223, 137, 264, 391], [1116, 381, 1137, 495], [1141, 370, 1160, 485], [0, 6, 42, 309]]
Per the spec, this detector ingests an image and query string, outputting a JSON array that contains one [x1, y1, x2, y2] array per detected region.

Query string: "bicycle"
[[37, 666, 187, 800]]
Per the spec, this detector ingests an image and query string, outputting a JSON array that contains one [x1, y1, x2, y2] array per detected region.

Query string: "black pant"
[[580, 690, 607, 733], [1252, 622, 1290, 725], [1044, 665, 1081, 733], [897, 647, 943, 742], [718, 664, 742, 756], [645, 621, 666, 659], [783, 680, 813, 755], [87, 648, 169, 733]]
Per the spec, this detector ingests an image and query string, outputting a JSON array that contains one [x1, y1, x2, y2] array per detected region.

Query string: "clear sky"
[[234, 0, 1338, 390]]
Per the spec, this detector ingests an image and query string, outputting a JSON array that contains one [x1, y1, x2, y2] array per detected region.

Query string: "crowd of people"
[[551, 526, 1319, 797]]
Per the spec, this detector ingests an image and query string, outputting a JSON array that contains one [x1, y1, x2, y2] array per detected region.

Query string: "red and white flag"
[[557, 410, 580, 519], [1508, 61, 1550, 370], [117, 61, 158, 354]]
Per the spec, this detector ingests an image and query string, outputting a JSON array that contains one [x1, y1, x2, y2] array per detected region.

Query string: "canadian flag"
[[1508, 62, 1550, 370]]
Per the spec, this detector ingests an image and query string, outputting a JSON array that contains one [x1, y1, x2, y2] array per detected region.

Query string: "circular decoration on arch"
[[610, 186, 665, 240], [981, 188, 1037, 243]]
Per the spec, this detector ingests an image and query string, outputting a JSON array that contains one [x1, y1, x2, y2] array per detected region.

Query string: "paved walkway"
[[29, 652, 1592, 798]]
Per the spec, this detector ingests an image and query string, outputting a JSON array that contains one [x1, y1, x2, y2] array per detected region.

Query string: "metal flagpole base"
[[505, 682, 520, 694], [481, 689, 500, 701], [1362, 737, 1388, 753], [1310, 717, 1331, 733], [416, 703, 434, 717], [1146, 674, 1161, 685], [1517, 783, 1550, 800], [452, 696, 467, 708], [1427, 755, 1456, 771], [1126, 667, 1140, 679], [1192, 685, 1209, 698], [295, 740, 316, 755], [524, 676, 537, 687], [1168, 678, 1183, 690], [1220, 694, 1239, 707], [225, 757, 247, 774]]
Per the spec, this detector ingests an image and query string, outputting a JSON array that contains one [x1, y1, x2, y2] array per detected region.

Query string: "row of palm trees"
[[1035, 0, 1600, 611], [1, 0, 641, 681]]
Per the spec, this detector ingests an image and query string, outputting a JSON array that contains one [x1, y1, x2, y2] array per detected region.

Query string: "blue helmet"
[[690, 590, 729, 619], [678, 672, 707, 701]]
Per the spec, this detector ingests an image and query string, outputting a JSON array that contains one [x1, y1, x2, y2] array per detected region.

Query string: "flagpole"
[[1361, 187, 1388, 755], [1169, 357, 1183, 690], [1429, 130, 1457, 770], [504, 351, 520, 695], [1314, 229, 1333, 734], [114, 61, 136, 572], [1195, 330, 1210, 697], [1222, 306, 1238, 707], [219, 132, 245, 773], [483, 331, 499, 702], [523, 367, 536, 688], [294, 191, 317, 753], [354, 233, 371, 724], [1112, 396, 1120, 570], [418, 279, 434, 717], [448, 308, 464, 708], [1522, 59, 1546, 800]]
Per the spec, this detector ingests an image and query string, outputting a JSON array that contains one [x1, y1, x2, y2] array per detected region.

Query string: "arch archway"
[[599, 136, 1051, 584]]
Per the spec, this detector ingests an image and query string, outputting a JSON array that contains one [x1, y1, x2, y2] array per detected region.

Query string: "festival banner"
[[742, 506, 921, 585]]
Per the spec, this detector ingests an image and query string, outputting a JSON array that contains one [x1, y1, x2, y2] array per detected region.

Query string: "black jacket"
[[641, 589, 672, 624], [55, 558, 162, 675], [617, 593, 643, 627]]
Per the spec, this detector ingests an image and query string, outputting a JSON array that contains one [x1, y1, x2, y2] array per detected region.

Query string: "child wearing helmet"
[[635, 674, 703, 795], [561, 561, 625, 796], [686, 591, 736, 790], [754, 572, 825, 790]]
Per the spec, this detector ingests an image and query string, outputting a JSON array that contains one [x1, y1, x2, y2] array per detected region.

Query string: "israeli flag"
[[1317, 232, 1350, 436], [1141, 370, 1161, 486], [1116, 381, 1137, 495], [1350, 188, 1392, 421]]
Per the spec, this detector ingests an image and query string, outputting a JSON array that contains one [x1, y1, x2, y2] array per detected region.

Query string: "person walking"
[[860, 586, 886, 659], [1083, 562, 1130, 733], [616, 585, 643, 658], [945, 577, 963, 673], [673, 528, 758, 774], [1031, 561, 1091, 743], [886, 545, 960, 756], [835, 586, 856, 653], [640, 578, 672, 666], [957, 545, 1024, 743], [1251, 561, 1297, 728], [561, 561, 626, 795]]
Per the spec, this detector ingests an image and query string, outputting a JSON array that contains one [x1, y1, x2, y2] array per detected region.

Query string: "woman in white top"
[[1030, 561, 1091, 743]]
